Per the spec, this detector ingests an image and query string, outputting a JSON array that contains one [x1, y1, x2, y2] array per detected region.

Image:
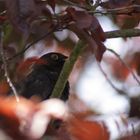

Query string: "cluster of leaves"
[[0, 1, 108, 139], [0, 97, 110, 140], [100, 0, 140, 29], [1, 0, 107, 62], [1, 0, 140, 140]]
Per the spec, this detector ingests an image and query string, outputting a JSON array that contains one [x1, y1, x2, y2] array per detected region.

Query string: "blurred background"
[[1, 0, 140, 139]]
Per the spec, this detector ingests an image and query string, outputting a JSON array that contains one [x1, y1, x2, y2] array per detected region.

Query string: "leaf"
[[0, 81, 10, 96], [0, 97, 35, 140], [67, 117, 110, 140], [66, 8, 106, 61], [31, 20, 53, 37], [0, 97, 69, 140], [5, 0, 39, 36], [113, 14, 140, 29], [100, 0, 140, 29], [109, 57, 129, 81], [66, 7, 93, 29]]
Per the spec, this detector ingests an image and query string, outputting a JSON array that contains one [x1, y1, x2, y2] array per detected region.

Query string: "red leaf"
[[110, 52, 140, 81], [114, 14, 140, 29], [100, 0, 140, 29], [0, 97, 35, 140], [5, 0, 39, 35], [67, 8, 106, 61], [66, 7, 93, 29], [0, 81, 10, 96], [110, 58, 129, 81], [67, 117, 110, 140]]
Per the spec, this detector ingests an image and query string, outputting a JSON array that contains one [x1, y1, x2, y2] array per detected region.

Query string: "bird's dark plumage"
[[18, 52, 69, 101]]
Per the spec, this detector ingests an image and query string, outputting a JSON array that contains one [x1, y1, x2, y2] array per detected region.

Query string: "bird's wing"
[[20, 69, 54, 99]]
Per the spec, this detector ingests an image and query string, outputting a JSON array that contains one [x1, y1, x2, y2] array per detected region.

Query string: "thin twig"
[[97, 62, 127, 95], [7, 28, 140, 62], [0, 27, 19, 102], [90, 4, 140, 15], [7, 28, 56, 62], [104, 4, 140, 14], [107, 48, 140, 85], [1, 28, 140, 64], [2, 28, 140, 61], [9, 28, 140, 61], [62, 0, 87, 9]]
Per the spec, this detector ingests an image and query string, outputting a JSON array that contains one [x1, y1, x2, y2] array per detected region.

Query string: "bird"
[[16, 52, 69, 101]]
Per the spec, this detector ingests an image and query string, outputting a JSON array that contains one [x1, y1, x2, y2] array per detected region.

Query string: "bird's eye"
[[51, 54, 59, 60]]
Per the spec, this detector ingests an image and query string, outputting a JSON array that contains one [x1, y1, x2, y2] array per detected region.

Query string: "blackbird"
[[17, 52, 69, 101]]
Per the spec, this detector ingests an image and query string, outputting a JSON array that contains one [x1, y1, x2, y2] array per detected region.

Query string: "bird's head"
[[35, 52, 68, 72]]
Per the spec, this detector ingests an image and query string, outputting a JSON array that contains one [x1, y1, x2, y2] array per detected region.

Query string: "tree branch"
[[51, 40, 86, 98], [90, 4, 140, 15], [105, 29, 140, 38], [0, 27, 19, 102], [62, 0, 87, 9], [7, 27, 56, 62], [5, 28, 140, 63]]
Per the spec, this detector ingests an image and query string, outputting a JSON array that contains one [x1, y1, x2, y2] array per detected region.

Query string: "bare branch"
[[107, 48, 140, 85], [97, 62, 127, 95], [104, 4, 140, 14], [0, 27, 19, 102], [62, 0, 87, 9], [7, 27, 56, 62], [91, 4, 140, 15]]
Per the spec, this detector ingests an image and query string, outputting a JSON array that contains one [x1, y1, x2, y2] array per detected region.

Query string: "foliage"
[[0, 0, 140, 140]]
